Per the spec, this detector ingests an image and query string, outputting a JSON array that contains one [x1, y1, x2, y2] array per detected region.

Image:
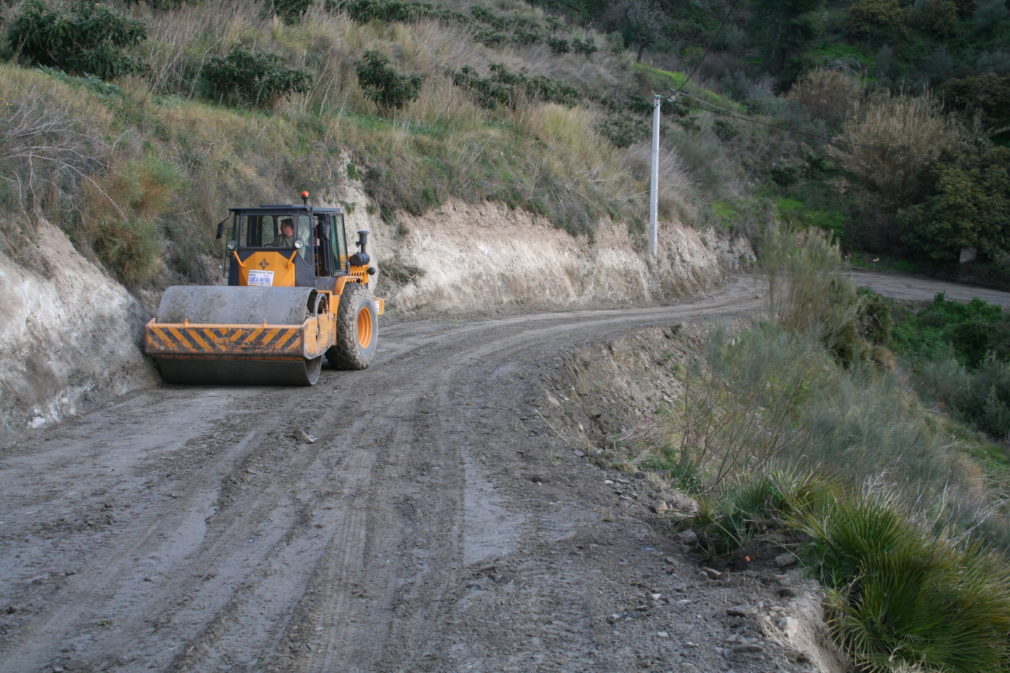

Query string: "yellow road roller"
[[144, 193, 382, 385]]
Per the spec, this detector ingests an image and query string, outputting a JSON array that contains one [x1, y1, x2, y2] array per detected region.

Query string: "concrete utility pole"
[[649, 94, 661, 256]]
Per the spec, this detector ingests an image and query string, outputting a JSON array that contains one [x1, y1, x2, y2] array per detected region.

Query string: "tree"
[[7, 0, 146, 80], [749, 0, 824, 84], [829, 90, 964, 215], [898, 147, 1010, 262], [355, 51, 423, 115], [602, 0, 664, 62], [202, 46, 312, 108]]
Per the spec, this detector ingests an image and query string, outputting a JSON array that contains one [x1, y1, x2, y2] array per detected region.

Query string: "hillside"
[[0, 0, 762, 434], [3, 2, 1010, 671]]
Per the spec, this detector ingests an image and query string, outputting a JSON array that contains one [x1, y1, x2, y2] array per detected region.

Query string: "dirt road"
[[1, 272, 1004, 673]]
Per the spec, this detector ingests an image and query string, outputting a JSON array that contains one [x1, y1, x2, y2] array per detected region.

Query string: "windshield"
[[236, 213, 311, 249]]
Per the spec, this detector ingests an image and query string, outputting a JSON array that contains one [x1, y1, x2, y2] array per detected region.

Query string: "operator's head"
[[281, 218, 294, 235]]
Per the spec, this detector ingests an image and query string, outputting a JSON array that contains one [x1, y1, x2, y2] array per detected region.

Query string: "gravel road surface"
[[1, 272, 1005, 673]]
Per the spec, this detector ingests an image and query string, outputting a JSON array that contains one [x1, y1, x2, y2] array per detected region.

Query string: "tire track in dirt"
[[1, 275, 771, 673]]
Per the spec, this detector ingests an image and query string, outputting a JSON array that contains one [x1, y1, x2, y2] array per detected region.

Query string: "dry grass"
[[519, 103, 640, 223], [0, 65, 114, 251]]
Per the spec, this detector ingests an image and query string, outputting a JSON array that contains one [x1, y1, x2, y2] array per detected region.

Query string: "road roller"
[[144, 193, 382, 385]]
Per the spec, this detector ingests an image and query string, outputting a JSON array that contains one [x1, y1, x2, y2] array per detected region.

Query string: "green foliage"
[[339, 0, 468, 25], [792, 495, 1010, 673], [202, 46, 311, 108], [909, 0, 961, 37], [846, 0, 908, 40], [892, 294, 1010, 438], [7, 1, 146, 80], [942, 73, 1010, 136], [698, 478, 1010, 673], [267, 0, 313, 24], [898, 147, 1010, 262], [595, 113, 646, 148], [891, 294, 1010, 367], [81, 154, 181, 286], [450, 64, 580, 110], [355, 51, 423, 115]]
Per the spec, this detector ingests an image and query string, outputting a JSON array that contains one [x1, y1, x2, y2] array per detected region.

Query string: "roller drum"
[[151, 285, 322, 386], [156, 285, 316, 325], [156, 357, 322, 386]]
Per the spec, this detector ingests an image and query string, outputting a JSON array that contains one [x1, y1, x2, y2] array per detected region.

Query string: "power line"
[[675, 91, 933, 161]]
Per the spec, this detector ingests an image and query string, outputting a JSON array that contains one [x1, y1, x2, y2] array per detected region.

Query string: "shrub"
[[267, 0, 313, 24], [202, 45, 312, 108], [846, 0, 907, 39], [941, 73, 1010, 133], [81, 155, 181, 286], [909, 0, 961, 36], [897, 146, 1010, 262], [974, 0, 1010, 30], [786, 68, 863, 127], [0, 80, 109, 224], [355, 50, 423, 115], [793, 495, 1010, 673], [450, 64, 580, 110], [7, 1, 146, 80], [829, 89, 965, 217], [546, 36, 570, 54], [595, 114, 646, 148], [699, 478, 1010, 673], [572, 37, 598, 55]]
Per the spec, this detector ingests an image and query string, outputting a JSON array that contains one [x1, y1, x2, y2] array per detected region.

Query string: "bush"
[[355, 50, 423, 115], [267, 0, 313, 24], [7, 1, 146, 80], [829, 89, 965, 218], [846, 0, 908, 39], [697, 475, 1010, 673], [202, 46, 311, 108], [793, 494, 1010, 673], [81, 155, 181, 286], [897, 146, 1010, 262], [595, 114, 646, 148], [941, 73, 1010, 133], [909, 0, 961, 36], [450, 64, 580, 110], [786, 68, 863, 127]]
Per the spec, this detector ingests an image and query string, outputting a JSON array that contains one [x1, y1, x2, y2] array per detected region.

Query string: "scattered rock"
[[726, 605, 750, 617], [294, 429, 317, 444], [774, 553, 797, 567], [653, 501, 669, 514], [677, 529, 698, 545], [731, 643, 764, 654], [702, 566, 722, 580]]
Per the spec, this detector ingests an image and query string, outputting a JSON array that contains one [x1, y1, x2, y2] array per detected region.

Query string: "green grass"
[[694, 475, 1010, 673], [631, 62, 743, 111]]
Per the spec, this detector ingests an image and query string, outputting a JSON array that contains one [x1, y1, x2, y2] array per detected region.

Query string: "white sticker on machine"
[[247, 269, 274, 286]]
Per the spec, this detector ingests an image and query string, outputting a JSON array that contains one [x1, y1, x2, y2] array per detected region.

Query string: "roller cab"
[[144, 196, 383, 385]]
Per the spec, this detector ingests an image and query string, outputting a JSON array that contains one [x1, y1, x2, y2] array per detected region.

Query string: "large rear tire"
[[326, 283, 378, 370]]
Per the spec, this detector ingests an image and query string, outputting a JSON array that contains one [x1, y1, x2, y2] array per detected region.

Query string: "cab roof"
[[229, 204, 343, 215]]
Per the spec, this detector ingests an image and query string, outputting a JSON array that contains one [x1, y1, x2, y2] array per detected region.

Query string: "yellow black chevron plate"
[[145, 322, 304, 358]]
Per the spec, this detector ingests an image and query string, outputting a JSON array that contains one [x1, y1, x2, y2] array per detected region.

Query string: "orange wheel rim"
[[356, 306, 373, 348]]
